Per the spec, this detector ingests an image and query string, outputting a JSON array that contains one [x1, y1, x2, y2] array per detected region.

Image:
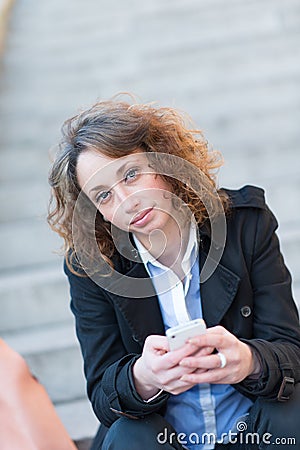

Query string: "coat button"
[[240, 305, 252, 318], [131, 249, 139, 259], [212, 241, 221, 250]]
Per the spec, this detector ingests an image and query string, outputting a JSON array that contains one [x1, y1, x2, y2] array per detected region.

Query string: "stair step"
[[0, 264, 72, 332], [2, 322, 86, 403], [0, 218, 61, 272], [56, 398, 98, 443], [0, 179, 49, 223]]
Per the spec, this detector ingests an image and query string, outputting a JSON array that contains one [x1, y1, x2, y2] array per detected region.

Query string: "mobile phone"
[[166, 318, 206, 351]]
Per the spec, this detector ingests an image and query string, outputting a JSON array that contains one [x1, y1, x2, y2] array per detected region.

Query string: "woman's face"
[[76, 149, 177, 241]]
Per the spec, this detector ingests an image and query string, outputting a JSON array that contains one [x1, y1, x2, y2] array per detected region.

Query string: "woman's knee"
[[101, 413, 183, 450], [248, 383, 300, 448]]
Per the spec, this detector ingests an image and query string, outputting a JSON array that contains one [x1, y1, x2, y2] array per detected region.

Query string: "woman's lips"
[[130, 208, 153, 227]]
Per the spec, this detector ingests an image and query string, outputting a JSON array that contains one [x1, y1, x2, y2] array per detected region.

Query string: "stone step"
[[0, 179, 49, 223], [5, 0, 299, 67], [2, 36, 299, 110], [220, 176, 300, 229], [56, 398, 98, 444], [2, 322, 86, 403], [0, 144, 51, 183], [219, 148, 300, 187], [0, 218, 61, 272], [1, 73, 299, 157], [0, 264, 71, 332]]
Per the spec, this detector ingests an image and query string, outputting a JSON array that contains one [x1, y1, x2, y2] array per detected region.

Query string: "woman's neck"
[[138, 219, 191, 279]]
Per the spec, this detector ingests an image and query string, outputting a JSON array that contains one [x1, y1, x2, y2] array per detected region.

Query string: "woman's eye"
[[124, 168, 139, 183], [96, 191, 111, 204]]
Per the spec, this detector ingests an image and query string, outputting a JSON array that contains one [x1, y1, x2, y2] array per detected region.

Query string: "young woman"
[[48, 99, 300, 450]]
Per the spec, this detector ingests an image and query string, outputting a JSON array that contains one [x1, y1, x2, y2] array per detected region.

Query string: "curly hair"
[[48, 98, 229, 275]]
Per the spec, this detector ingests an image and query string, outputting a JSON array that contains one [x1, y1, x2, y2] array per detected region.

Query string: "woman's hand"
[[132, 334, 212, 399], [179, 326, 255, 385]]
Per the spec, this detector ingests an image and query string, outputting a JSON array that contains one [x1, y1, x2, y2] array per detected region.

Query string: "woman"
[[48, 98, 300, 449]]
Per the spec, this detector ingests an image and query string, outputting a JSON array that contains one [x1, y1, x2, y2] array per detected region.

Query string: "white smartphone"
[[166, 318, 206, 351]]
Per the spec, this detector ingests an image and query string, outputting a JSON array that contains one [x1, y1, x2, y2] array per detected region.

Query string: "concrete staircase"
[[0, 0, 299, 447]]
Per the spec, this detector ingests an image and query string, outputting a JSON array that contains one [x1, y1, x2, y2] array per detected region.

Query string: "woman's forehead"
[[76, 149, 147, 190]]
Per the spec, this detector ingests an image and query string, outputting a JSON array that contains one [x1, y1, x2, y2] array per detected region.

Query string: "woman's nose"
[[115, 187, 140, 213]]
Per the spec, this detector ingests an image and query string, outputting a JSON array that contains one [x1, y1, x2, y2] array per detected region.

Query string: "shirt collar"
[[132, 221, 198, 272]]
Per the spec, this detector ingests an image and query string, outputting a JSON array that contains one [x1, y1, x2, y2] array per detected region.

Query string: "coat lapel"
[[200, 257, 241, 327], [199, 225, 241, 327], [108, 262, 165, 346]]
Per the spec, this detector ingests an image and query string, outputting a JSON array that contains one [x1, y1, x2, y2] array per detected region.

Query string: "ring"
[[217, 352, 227, 368]]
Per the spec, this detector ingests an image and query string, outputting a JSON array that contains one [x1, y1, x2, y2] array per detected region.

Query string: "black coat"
[[65, 185, 300, 439]]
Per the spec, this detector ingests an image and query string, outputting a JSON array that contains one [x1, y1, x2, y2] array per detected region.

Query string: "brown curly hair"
[[48, 98, 229, 275]]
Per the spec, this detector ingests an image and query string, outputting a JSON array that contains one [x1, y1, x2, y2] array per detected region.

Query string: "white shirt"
[[133, 223, 199, 326]]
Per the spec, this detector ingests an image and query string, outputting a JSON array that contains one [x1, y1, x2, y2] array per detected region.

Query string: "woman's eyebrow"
[[116, 161, 133, 177], [89, 183, 107, 194], [89, 159, 143, 194]]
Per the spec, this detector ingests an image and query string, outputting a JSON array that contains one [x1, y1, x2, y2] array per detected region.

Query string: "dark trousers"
[[95, 383, 300, 450]]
